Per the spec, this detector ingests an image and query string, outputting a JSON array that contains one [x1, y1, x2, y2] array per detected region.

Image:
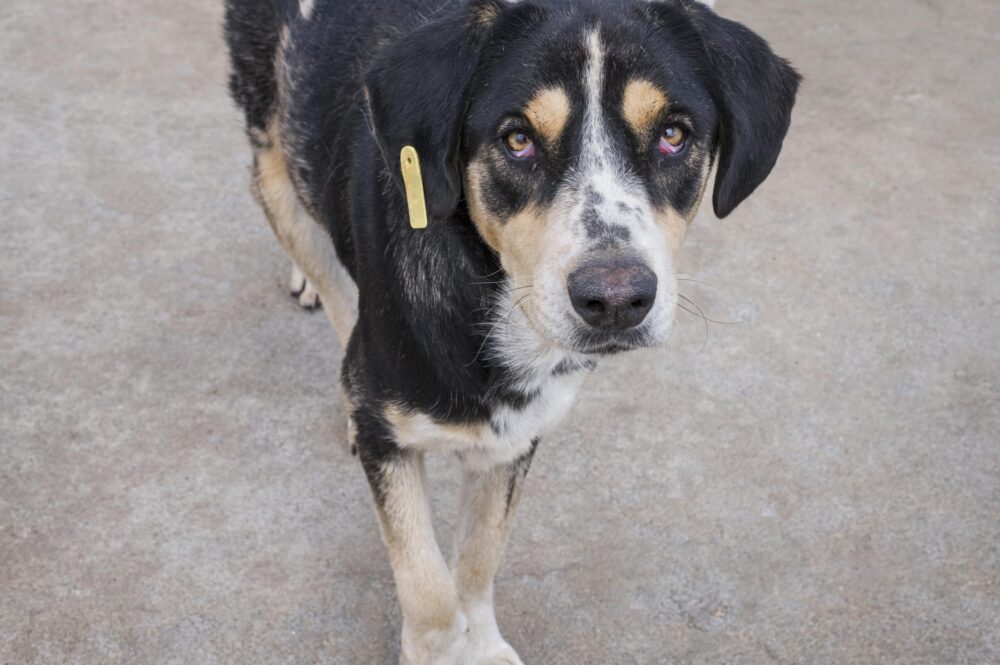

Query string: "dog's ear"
[[650, 2, 801, 218], [690, 3, 801, 218], [364, 0, 507, 221]]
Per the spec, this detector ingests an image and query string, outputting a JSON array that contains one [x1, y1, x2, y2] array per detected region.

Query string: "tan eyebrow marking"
[[622, 79, 669, 142], [524, 86, 572, 145], [471, 0, 503, 28]]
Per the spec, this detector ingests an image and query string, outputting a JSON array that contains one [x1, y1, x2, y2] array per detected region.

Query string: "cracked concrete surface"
[[1, 0, 998, 663]]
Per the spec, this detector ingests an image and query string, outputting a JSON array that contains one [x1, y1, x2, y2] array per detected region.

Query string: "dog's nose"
[[568, 259, 657, 331]]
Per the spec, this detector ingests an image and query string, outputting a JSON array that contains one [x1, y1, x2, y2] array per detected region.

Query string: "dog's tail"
[[224, 0, 288, 134]]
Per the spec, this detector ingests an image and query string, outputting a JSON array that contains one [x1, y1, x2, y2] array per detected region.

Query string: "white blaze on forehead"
[[577, 30, 642, 217], [584, 31, 604, 113], [300, 0, 315, 20], [582, 30, 607, 173], [573, 28, 678, 347]]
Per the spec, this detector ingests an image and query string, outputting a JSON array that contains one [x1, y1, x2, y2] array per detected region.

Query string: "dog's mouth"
[[583, 342, 636, 355], [572, 328, 652, 356], [514, 293, 663, 357]]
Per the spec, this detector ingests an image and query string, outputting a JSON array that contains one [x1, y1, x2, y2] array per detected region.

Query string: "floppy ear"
[[684, 2, 801, 218], [364, 0, 504, 221]]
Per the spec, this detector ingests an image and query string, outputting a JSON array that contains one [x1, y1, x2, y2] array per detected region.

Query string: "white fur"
[[289, 263, 307, 294], [569, 30, 678, 346], [464, 597, 525, 665], [400, 617, 468, 665], [388, 370, 583, 472], [289, 264, 321, 308]]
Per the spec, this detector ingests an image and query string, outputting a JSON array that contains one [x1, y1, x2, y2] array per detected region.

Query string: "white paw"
[[400, 614, 469, 665], [464, 602, 524, 665], [472, 641, 524, 665], [289, 264, 321, 310], [297, 280, 321, 309]]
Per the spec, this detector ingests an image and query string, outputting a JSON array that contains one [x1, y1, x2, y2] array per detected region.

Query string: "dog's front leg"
[[451, 443, 538, 665], [361, 448, 468, 665]]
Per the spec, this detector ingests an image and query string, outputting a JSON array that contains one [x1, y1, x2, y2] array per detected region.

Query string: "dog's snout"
[[568, 259, 657, 331]]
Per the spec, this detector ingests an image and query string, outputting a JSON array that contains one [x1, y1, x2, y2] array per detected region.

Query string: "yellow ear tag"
[[400, 146, 428, 229]]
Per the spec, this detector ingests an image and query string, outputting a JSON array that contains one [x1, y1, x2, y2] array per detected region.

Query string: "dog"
[[224, 0, 798, 662]]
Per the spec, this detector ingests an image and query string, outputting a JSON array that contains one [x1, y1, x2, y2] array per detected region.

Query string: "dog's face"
[[463, 15, 719, 354], [366, 0, 799, 357]]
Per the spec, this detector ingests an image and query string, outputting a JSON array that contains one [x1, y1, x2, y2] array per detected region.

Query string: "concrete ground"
[[2, 0, 998, 663]]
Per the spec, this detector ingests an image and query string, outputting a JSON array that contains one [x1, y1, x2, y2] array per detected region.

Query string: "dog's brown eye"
[[504, 131, 536, 159], [658, 125, 687, 155]]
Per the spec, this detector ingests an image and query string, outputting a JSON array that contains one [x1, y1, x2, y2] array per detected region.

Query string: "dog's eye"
[[658, 125, 687, 155], [503, 131, 536, 159]]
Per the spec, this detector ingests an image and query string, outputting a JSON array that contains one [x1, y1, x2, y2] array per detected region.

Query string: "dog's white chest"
[[491, 370, 585, 447], [385, 370, 586, 468]]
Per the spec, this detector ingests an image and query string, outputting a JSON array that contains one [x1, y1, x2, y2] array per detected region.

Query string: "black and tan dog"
[[225, 0, 798, 662]]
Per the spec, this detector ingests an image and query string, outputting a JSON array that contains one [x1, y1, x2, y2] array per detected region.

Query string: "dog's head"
[[366, 0, 799, 357]]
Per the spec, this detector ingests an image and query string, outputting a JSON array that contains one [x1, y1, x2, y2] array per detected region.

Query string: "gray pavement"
[[2, 0, 998, 663]]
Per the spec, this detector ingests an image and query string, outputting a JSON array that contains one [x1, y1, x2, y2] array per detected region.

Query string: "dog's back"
[[224, 0, 470, 284], [224, 0, 460, 137]]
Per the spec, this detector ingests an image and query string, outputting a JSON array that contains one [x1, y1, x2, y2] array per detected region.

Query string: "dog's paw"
[[297, 281, 321, 310], [461, 601, 524, 665], [472, 642, 524, 665], [400, 613, 469, 665], [289, 265, 321, 310]]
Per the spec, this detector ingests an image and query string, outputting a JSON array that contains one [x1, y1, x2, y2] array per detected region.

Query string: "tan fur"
[[373, 454, 469, 664], [466, 157, 549, 283], [342, 385, 358, 453], [252, 117, 358, 343], [384, 403, 491, 449], [467, 158, 556, 333], [378, 454, 460, 630], [498, 206, 550, 286], [452, 464, 524, 596], [451, 460, 529, 660], [472, 0, 502, 28], [465, 159, 503, 252], [651, 145, 715, 257], [371, 448, 529, 662], [654, 206, 690, 258], [690, 145, 714, 219], [382, 401, 539, 472], [466, 154, 582, 343], [622, 79, 668, 144], [524, 86, 572, 146]]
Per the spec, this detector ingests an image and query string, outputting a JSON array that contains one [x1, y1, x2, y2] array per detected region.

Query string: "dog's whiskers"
[[500, 293, 533, 343], [472, 266, 507, 280], [469, 281, 535, 292], [675, 273, 721, 290], [678, 293, 743, 326], [466, 290, 533, 368], [676, 295, 709, 355]]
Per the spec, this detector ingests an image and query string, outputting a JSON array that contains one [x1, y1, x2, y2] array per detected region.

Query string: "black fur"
[[364, 0, 513, 221], [223, 0, 287, 133], [641, 1, 802, 217], [505, 438, 539, 516]]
